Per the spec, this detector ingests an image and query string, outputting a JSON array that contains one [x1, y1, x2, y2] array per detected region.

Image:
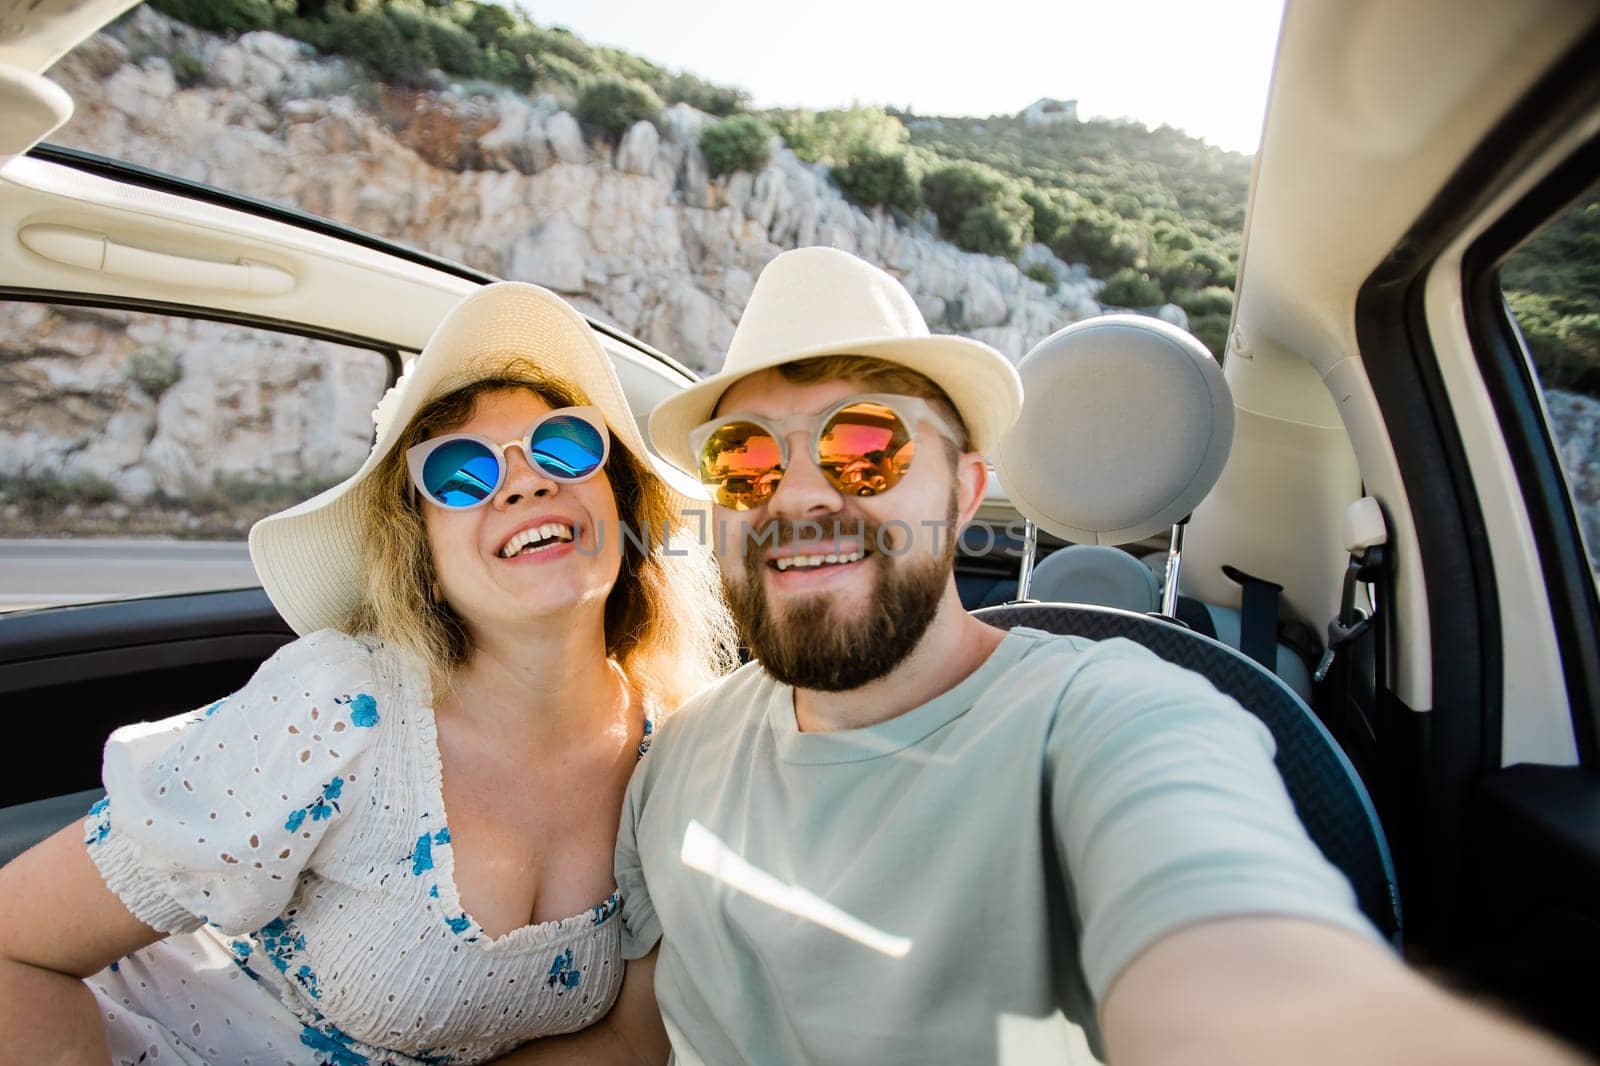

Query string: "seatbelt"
[[1314, 498, 1389, 686], [1222, 564, 1282, 671], [1312, 498, 1390, 774]]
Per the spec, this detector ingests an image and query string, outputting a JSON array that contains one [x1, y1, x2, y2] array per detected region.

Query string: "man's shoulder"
[[986, 626, 1247, 729], [652, 659, 777, 746]]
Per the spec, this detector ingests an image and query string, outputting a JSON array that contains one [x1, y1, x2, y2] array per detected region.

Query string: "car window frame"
[[1463, 132, 1600, 766]]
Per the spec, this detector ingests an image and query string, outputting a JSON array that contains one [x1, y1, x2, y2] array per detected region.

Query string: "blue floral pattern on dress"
[[590, 892, 621, 926], [406, 827, 451, 876], [84, 796, 111, 846], [299, 1023, 369, 1066], [284, 776, 346, 832], [546, 947, 580, 993], [257, 916, 306, 975], [296, 963, 321, 999], [334, 693, 380, 728]]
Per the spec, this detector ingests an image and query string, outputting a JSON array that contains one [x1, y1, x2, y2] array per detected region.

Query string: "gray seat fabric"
[[1195, 602, 1315, 702], [975, 602, 1401, 943], [1029, 544, 1161, 613]]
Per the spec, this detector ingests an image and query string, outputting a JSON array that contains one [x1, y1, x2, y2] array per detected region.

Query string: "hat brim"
[[250, 282, 706, 637], [648, 333, 1023, 475]]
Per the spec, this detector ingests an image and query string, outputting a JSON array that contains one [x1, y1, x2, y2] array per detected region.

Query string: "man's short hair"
[[775, 355, 972, 463]]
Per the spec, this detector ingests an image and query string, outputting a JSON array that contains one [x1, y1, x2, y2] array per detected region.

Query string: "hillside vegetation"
[[1503, 189, 1600, 398]]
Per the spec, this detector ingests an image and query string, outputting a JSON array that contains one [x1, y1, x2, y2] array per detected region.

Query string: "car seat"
[[986, 315, 1401, 941]]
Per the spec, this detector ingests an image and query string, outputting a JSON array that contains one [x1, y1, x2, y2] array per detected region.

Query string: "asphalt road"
[[0, 538, 258, 611]]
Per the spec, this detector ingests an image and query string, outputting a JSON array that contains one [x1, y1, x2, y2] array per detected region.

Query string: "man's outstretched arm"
[[491, 946, 668, 1066], [1101, 917, 1590, 1066]]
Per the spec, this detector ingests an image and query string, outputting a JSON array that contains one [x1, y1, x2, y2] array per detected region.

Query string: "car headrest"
[[994, 315, 1234, 545], [1028, 544, 1162, 613]]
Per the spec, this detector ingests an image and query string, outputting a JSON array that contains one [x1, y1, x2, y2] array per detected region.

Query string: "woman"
[[0, 283, 734, 1064]]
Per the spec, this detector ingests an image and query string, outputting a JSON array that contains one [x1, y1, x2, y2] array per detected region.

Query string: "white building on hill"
[[1020, 97, 1078, 125]]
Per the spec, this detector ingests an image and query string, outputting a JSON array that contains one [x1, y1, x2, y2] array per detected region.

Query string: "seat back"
[[1030, 544, 1161, 613], [975, 601, 1401, 942]]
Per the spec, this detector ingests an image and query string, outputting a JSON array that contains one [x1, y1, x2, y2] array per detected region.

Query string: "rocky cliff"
[[2, 8, 1133, 530]]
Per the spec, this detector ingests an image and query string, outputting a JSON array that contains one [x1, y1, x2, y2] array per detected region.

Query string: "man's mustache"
[[737, 516, 882, 560]]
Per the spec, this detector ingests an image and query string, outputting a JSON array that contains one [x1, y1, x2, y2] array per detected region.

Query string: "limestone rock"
[[478, 94, 551, 174], [1156, 303, 1190, 330], [545, 111, 587, 165], [71, 34, 130, 78], [616, 120, 660, 176], [508, 217, 591, 292]]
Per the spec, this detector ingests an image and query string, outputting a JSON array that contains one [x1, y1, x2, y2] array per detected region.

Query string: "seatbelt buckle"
[[1314, 611, 1374, 682]]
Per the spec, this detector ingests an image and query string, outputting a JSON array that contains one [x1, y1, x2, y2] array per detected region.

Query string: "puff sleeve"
[[82, 629, 385, 937]]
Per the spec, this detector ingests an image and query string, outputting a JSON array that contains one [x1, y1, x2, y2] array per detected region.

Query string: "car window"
[[0, 301, 390, 610], [1500, 179, 1600, 585]]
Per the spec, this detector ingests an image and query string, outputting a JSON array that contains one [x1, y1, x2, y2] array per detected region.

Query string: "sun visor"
[[0, 62, 72, 157]]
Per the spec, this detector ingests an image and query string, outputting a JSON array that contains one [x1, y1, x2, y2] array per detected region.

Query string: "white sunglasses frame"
[[686, 392, 962, 511], [405, 405, 611, 510]]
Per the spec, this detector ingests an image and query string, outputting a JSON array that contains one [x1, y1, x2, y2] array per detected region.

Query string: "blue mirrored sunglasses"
[[404, 406, 611, 509]]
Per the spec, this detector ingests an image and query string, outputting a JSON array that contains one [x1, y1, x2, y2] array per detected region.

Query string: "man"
[[513, 247, 1587, 1065]]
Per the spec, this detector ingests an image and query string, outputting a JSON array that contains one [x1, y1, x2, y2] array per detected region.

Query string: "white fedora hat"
[[648, 247, 1023, 474], [249, 281, 703, 637]]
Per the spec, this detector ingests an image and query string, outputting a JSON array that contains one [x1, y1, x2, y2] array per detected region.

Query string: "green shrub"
[[536, 52, 588, 93], [1023, 262, 1060, 294], [769, 107, 907, 166], [955, 200, 1030, 258], [171, 51, 206, 88], [129, 346, 182, 399], [1159, 246, 1233, 292], [0, 473, 118, 507], [1021, 188, 1069, 247], [338, 9, 437, 86], [1189, 312, 1232, 359], [149, 0, 276, 34], [477, 45, 531, 89], [1099, 268, 1164, 308], [1174, 285, 1235, 318], [1151, 221, 1199, 252], [576, 75, 662, 139], [464, 1, 516, 46], [423, 18, 485, 77], [700, 114, 774, 176], [1110, 192, 1144, 218], [920, 161, 1009, 233], [1050, 210, 1145, 274], [833, 148, 921, 214], [662, 72, 747, 116]]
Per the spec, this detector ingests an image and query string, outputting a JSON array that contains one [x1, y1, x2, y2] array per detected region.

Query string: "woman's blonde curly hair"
[[342, 362, 738, 712]]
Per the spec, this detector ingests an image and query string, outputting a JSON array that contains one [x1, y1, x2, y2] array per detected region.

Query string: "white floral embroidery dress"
[[82, 629, 649, 1065]]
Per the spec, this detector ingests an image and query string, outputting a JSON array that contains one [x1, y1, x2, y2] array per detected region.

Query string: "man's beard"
[[724, 502, 958, 692]]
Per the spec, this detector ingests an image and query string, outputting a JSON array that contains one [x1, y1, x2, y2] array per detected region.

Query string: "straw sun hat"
[[249, 282, 702, 637], [648, 247, 1023, 473]]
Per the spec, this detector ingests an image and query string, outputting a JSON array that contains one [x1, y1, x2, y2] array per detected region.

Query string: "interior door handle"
[[18, 223, 296, 296]]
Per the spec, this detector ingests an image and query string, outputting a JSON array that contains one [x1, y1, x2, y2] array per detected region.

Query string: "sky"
[[513, 0, 1287, 154]]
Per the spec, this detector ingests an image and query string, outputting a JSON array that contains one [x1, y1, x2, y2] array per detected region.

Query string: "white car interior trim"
[[1418, 101, 1600, 767], [19, 223, 298, 295], [0, 0, 142, 76], [1, 154, 479, 350], [0, 60, 71, 157], [1202, 0, 1594, 712]]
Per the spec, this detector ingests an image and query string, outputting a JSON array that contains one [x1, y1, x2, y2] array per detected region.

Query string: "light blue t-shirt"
[[617, 627, 1380, 1064]]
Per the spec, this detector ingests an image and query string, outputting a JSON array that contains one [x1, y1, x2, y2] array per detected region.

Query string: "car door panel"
[[0, 588, 294, 810]]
